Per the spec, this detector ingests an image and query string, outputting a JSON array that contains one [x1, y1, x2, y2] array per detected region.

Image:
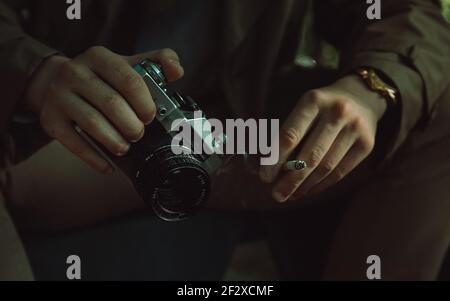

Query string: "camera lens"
[[135, 145, 210, 219]]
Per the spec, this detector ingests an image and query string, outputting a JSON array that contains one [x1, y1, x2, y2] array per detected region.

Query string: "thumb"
[[125, 48, 184, 82]]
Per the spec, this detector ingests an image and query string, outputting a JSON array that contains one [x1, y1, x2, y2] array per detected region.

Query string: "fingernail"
[[273, 191, 288, 203], [131, 128, 145, 143], [169, 58, 181, 66], [144, 115, 155, 126], [116, 143, 130, 156]]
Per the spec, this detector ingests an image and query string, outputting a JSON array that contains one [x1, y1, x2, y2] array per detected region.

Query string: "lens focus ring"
[[136, 145, 210, 219]]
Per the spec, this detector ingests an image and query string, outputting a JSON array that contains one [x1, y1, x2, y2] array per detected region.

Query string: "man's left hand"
[[260, 75, 389, 203]]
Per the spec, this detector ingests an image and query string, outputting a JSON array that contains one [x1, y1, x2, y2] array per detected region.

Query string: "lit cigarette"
[[284, 160, 307, 171]]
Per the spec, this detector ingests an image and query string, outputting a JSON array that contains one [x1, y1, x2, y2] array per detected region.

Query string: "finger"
[[259, 95, 319, 183], [54, 91, 131, 156], [289, 128, 357, 200], [308, 136, 374, 195], [71, 66, 145, 142], [272, 113, 345, 203], [128, 48, 184, 82], [40, 109, 114, 174], [77, 46, 156, 124]]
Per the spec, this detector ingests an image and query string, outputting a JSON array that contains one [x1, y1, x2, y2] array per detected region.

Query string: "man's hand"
[[260, 75, 388, 203], [25, 47, 184, 174]]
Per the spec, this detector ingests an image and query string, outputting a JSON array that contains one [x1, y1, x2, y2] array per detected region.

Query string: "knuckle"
[[356, 136, 375, 153], [317, 160, 335, 176], [331, 99, 351, 121], [84, 71, 99, 83], [280, 127, 300, 149], [80, 113, 100, 131], [103, 94, 124, 110], [306, 89, 326, 105], [298, 109, 316, 121], [59, 61, 82, 80], [86, 46, 108, 57], [121, 73, 145, 95], [308, 147, 325, 168], [349, 117, 366, 133]]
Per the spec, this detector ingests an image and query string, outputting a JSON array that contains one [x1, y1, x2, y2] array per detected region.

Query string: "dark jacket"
[[1, 0, 450, 153], [1, 0, 450, 274]]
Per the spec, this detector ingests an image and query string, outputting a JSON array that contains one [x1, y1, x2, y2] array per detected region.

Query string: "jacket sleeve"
[[0, 1, 58, 134], [0, 1, 59, 163], [315, 0, 450, 157]]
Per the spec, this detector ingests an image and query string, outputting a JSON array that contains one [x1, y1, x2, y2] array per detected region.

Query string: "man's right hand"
[[25, 47, 184, 174]]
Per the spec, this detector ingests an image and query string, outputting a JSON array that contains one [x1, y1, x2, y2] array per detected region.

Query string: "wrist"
[[25, 55, 69, 114], [334, 74, 388, 120]]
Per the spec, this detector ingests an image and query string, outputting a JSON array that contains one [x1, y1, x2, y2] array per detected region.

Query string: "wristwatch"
[[355, 67, 398, 106]]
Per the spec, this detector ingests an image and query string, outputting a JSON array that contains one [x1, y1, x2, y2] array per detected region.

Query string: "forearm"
[[0, 1, 59, 163], [0, 1, 59, 129]]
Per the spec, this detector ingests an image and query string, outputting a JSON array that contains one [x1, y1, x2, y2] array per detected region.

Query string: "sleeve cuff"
[[343, 51, 425, 159]]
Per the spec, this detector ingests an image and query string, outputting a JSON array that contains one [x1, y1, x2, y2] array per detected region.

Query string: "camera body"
[[78, 59, 224, 221]]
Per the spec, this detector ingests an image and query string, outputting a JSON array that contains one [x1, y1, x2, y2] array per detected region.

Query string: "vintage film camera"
[[78, 59, 224, 221]]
